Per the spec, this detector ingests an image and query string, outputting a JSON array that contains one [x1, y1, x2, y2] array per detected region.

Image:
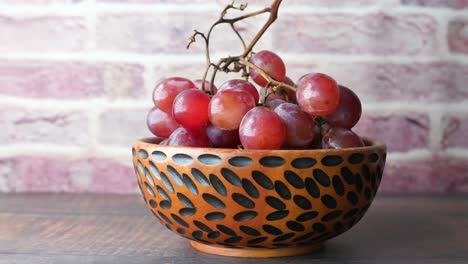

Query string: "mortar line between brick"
[[444, 149, 468, 158], [429, 111, 443, 153], [85, 0, 97, 51], [387, 149, 433, 160], [143, 61, 156, 100], [432, 10, 453, 58], [84, 0, 99, 153], [88, 106, 101, 153], [0, 145, 88, 159]]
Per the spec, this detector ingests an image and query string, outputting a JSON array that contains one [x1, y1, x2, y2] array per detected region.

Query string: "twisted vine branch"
[[187, 0, 295, 100]]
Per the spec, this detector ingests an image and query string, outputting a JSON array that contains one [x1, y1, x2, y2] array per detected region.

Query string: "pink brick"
[[448, 18, 468, 54], [98, 107, 154, 147], [9, 156, 137, 193], [274, 13, 438, 55], [288, 62, 468, 103], [16, 157, 74, 192], [353, 113, 430, 152], [0, 15, 87, 52], [0, 61, 145, 100], [381, 157, 468, 192], [0, 62, 103, 99], [82, 158, 138, 193], [100, 63, 146, 100], [442, 113, 468, 149], [401, 0, 468, 9], [454, 182, 468, 192], [96, 12, 271, 54], [0, 107, 90, 146]]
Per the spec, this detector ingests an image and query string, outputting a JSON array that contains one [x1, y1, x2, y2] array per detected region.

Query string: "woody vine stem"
[[186, 0, 296, 103]]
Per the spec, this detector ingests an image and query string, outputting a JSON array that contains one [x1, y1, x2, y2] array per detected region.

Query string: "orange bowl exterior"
[[132, 138, 386, 257]]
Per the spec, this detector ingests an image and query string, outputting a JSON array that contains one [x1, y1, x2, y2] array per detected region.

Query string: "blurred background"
[[0, 0, 467, 193]]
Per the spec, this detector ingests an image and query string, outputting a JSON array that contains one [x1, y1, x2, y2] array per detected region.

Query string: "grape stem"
[[240, 57, 296, 92], [187, 0, 292, 96]]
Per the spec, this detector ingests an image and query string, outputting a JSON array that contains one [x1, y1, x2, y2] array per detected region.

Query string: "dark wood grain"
[[0, 193, 467, 264], [0, 193, 147, 215]]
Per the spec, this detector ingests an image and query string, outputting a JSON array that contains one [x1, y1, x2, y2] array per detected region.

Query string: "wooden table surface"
[[0, 193, 467, 264]]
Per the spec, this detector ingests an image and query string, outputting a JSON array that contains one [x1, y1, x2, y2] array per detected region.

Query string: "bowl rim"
[[133, 137, 386, 154]]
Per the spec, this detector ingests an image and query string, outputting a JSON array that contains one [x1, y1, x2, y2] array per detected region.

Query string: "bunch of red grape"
[[147, 50, 364, 150]]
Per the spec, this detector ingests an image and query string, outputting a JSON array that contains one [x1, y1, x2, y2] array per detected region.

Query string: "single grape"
[[249, 50, 286, 87], [147, 106, 180, 138], [219, 79, 259, 103], [266, 98, 287, 109], [152, 77, 195, 113], [296, 73, 340, 116], [173, 89, 211, 130], [239, 107, 286, 150], [167, 127, 210, 147], [274, 103, 316, 149], [323, 85, 362, 129], [206, 124, 240, 148], [208, 89, 256, 130], [322, 127, 365, 149], [194, 79, 218, 94]]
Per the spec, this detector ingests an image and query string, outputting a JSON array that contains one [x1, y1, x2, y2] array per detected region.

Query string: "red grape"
[[323, 85, 362, 129], [173, 89, 211, 130], [239, 107, 286, 150], [208, 89, 256, 130], [167, 127, 210, 147], [219, 79, 259, 103], [147, 106, 180, 138], [266, 98, 287, 109], [152, 77, 195, 113], [322, 127, 365, 149], [194, 79, 217, 94], [206, 124, 240, 148], [296, 73, 340, 116], [274, 103, 316, 149], [249, 50, 286, 87]]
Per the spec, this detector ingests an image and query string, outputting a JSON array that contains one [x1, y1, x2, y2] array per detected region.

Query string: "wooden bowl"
[[132, 138, 386, 258]]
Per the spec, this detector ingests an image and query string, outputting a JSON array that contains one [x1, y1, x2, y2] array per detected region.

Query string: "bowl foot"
[[190, 241, 324, 258]]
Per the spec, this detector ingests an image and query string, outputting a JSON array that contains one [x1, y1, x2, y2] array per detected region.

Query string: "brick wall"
[[0, 0, 467, 193]]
